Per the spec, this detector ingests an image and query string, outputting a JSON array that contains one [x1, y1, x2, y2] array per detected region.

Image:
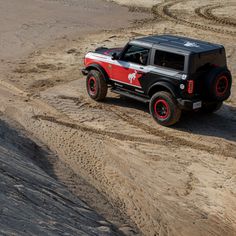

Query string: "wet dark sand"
[[0, 116, 124, 235]]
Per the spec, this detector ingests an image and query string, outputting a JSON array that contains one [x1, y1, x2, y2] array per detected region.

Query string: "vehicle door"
[[111, 44, 150, 89]]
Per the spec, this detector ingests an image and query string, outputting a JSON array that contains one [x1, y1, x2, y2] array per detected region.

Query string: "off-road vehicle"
[[82, 35, 232, 126]]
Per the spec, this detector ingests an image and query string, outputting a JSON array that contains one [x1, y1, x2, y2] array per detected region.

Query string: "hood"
[[95, 47, 123, 56]]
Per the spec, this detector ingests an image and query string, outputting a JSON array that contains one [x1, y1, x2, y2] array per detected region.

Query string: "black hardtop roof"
[[131, 34, 224, 54]]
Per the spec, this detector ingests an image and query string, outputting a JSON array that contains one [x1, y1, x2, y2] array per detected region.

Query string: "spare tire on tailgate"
[[205, 67, 231, 101]]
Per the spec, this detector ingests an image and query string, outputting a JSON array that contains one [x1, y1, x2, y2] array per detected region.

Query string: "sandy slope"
[[0, 116, 122, 236], [0, 0, 236, 236]]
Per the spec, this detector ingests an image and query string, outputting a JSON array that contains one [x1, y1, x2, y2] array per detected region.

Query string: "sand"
[[107, 0, 161, 8], [0, 0, 235, 236]]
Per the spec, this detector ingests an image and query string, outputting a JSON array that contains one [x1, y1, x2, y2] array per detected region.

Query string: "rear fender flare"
[[148, 81, 177, 98]]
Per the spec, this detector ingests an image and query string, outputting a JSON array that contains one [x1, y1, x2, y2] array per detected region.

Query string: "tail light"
[[212, 64, 219, 67], [187, 80, 194, 94]]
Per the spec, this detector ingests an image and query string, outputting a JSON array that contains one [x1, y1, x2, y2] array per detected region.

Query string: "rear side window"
[[154, 50, 185, 71], [190, 50, 226, 73]]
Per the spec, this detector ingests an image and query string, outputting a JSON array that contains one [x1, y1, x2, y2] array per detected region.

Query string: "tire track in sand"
[[152, 0, 236, 36], [33, 114, 164, 145], [195, 4, 236, 27], [39, 95, 236, 158]]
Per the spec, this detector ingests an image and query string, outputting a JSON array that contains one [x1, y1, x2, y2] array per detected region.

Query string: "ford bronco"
[[82, 35, 232, 126]]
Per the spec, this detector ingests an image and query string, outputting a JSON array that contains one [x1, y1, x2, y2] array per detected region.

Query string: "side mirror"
[[112, 52, 119, 60]]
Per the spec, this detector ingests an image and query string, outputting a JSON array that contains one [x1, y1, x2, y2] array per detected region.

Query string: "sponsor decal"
[[184, 41, 199, 48], [128, 70, 137, 84]]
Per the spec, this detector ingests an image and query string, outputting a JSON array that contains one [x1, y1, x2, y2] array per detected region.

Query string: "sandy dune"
[[0, 0, 236, 236]]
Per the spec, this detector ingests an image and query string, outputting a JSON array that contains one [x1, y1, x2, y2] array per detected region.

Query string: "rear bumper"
[[177, 99, 202, 110]]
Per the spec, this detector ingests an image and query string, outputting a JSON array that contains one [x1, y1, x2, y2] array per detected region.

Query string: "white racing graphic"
[[85, 52, 181, 87], [128, 71, 137, 84], [184, 41, 200, 48]]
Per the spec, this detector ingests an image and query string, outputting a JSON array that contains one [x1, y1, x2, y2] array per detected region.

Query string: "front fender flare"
[[85, 63, 109, 82]]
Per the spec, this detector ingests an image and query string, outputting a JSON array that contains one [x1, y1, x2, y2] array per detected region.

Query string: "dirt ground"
[[0, 0, 236, 236]]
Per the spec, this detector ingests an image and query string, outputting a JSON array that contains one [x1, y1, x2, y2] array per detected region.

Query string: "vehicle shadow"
[[104, 96, 236, 143], [175, 104, 236, 142], [104, 95, 149, 112]]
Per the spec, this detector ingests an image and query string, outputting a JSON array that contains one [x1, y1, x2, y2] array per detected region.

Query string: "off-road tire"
[[201, 101, 223, 113], [149, 91, 181, 126], [86, 70, 108, 101], [205, 67, 231, 101]]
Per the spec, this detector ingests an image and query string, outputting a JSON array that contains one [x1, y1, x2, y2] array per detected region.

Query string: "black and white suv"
[[82, 35, 232, 126]]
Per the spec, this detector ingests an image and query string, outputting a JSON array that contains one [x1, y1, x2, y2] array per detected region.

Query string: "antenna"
[[152, 0, 154, 35]]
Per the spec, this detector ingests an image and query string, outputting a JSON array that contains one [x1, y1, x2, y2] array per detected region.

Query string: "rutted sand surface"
[[0, 0, 236, 236], [0, 0, 148, 235]]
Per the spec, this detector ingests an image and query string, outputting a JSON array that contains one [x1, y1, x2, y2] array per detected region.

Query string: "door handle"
[[137, 71, 144, 75]]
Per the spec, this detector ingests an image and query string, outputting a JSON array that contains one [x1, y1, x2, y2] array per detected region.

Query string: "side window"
[[154, 50, 185, 71], [122, 45, 149, 65]]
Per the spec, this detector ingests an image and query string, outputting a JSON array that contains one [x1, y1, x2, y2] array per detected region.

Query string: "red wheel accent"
[[215, 75, 228, 97], [154, 99, 170, 119], [88, 76, 97, 95]]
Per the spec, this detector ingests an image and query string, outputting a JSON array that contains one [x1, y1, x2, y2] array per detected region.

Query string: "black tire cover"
[[205, 67, 232, 101]]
